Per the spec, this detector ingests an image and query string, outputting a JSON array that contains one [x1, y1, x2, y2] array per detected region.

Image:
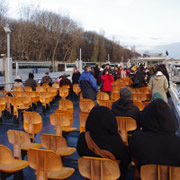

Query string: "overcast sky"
[[7, 0, 180, 58]]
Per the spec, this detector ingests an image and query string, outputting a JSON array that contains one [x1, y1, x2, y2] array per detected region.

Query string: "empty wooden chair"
[[133, 101, 144, 111], [59, 87, 69, 99], [73, 84, 81, 95], [116, 116, 137, 146], [7, 130, 41, 159], [97, 92, 110, 101], [41, 134, 76, 156], [28, 148, 75, 180], [0, 145, 29, 177], [141, 164, 180, 180], [47, 87, 58, 97], [78, 156, 120, 180], [111, 91, 120, 101], [79, 99, 95, 112], [23, 111, 42, 142], [52, 83, 59, 89], [0, 97, 6, 120], [79, 111, 89, 133], [58, 99, 73, 113], [50, 112, 77, 136]]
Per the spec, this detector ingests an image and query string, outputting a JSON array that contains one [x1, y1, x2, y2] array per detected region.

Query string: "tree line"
[[0, 0, 139, 65]]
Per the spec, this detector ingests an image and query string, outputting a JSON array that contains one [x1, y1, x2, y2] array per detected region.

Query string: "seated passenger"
[[77, 106, 130, 180], [24, 72, 37, 91], [111, 87, 140, 128], [129, 99, 180, 168], [40, 72, 53, 86], [13, 75, 24, 91]]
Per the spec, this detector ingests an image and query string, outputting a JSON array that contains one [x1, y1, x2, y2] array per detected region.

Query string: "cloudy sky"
[[7, 0, 180, 58]]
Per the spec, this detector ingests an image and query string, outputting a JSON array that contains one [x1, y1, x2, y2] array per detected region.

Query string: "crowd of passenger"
[[8, 62, 179, 180]]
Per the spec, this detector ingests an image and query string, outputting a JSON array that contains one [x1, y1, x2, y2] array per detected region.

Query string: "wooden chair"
[[58, 99, 73, 113], [79, 111, 89, 133], [141, 164, 180, 180], [52, 83, 59, 89], [73, 84, 81, 95], [50, 112, 77, 136], [97, 92, 110, 101], [47, 87, 58, 97], [97, 99, 114, 110], [23, 111, 42, 142], [0, 97, 6, 120], [78, 156, 120, 180], [7, 130, 41, 159], [0, 145, 29, 176], [27, 148, 75, 180], [41, 83, 49, 89], [111, 91, 120, 102], [39, 92, 53, 111], [79, 99, 95, 112], [59, 87, 69, 99], [133, 101, 144, 111], [116, 116, 137, 146], [14, 86, 24, 92], [41, 134, 76, 156], [24, 86, 33, 92], [36, 86, 46, 93]]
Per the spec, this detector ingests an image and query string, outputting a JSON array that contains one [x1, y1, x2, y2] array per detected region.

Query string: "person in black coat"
[[129, 99, 180, 168], [111, 87, 140, 128], [72, 67, 81, 84], [77, 106, 130, 180]]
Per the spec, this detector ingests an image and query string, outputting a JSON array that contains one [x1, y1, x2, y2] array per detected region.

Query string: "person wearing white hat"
[[13, 75, 24, 91]]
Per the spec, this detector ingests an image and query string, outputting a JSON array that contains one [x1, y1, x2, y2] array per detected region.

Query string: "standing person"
[[13, 76, 24, 91], [129, 99, 180, 169], [94, 64, 100, 84], [111, 87, 140, 128], [24, 72, 37, 91], [40, 72, 53, 86], [100, 69, 114, 96], [113, 66, 121, 81], [77, 106, 130, 180], [72, 67, 81, 84], [79, 65, 98, 100], [148, 67, 169, 103]]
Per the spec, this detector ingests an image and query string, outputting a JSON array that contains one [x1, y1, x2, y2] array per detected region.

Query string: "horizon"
[[5, 0, 180, 59]]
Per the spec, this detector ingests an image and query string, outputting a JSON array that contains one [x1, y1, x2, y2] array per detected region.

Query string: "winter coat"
[[79, 71, 98, 100], [24, 78, 37, 91], [41, 75, 53, 86], [111, 99, 140, 128], [129, 99, 180, 167], [149, 73, 168, 103], [77, 106, 130, 180], [72, 71, 81, 84], [100, 74, 114, 92]]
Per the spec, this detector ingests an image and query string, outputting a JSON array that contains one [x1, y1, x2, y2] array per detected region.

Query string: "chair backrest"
[[78, 156, 120, 180], [36, 86, 46, 93], [0, 145, 15, 163], [52, 83, 59, 89], [14, 86, 24, 92], [133, 101, 144, 111], [59, 87, 69, 99], [79, 111, 89, 133], [7, 130, 31, 159], [24, 86, 33, 92], [97, 99, 114, 110], [110, 91, 120, 101], [73, 84, 81, 95], [0, 97, 6, 112], [23, 111, 42, 142], [42, 83, 50, 89], [97, 92, 110, 101], [50, 112, 72, 136], [41, 134, 67, 152], [58, 99, 73, 113], [141, 164, 180, 180], [115, 116, 137, 145], [79, 99, 95, 112], [28, 148, 63, 180]]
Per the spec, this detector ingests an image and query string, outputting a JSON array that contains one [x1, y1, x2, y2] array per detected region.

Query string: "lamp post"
[[3, 26, 12, 91]]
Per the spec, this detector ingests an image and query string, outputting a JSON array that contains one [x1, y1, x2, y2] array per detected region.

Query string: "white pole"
[[108, 54, 110, 62]]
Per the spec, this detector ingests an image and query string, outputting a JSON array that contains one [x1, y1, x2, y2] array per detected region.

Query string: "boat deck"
[[0, 95, 136, 180]]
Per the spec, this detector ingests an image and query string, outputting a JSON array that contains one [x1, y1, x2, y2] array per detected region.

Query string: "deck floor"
[[0, 95, 135, 180]]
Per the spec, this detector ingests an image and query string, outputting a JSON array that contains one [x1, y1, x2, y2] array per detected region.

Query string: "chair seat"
[[48, 167, 75, 179], [61, 127, 77, 132], [0, 159, 29, 173], [56, 147, 76, 156], [21, 143, 41, 151]]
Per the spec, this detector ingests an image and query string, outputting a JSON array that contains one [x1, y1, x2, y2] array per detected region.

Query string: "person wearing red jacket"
[[100, 69, 114, 96]]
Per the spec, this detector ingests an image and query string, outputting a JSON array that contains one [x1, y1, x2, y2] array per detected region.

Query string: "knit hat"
[[120, 87, 132, 100], [152, 92, 164, 101]]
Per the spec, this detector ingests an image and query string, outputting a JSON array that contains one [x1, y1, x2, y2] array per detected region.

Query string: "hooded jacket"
[[77, 106, 130, 180], [149, 72, 168, 103], [111, 99, 140, 128], [129, 99, 180, 166]]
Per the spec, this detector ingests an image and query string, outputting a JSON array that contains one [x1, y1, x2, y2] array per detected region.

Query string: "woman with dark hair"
[[77, 106, 130, 180], [24, 72, 37, 91], [129, 99, 180, 168]]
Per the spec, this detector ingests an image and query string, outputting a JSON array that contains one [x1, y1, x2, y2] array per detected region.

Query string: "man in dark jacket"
[[79, 65, 98, 100], [24, 72, 37, 91], [111, 87, 140, 128]]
